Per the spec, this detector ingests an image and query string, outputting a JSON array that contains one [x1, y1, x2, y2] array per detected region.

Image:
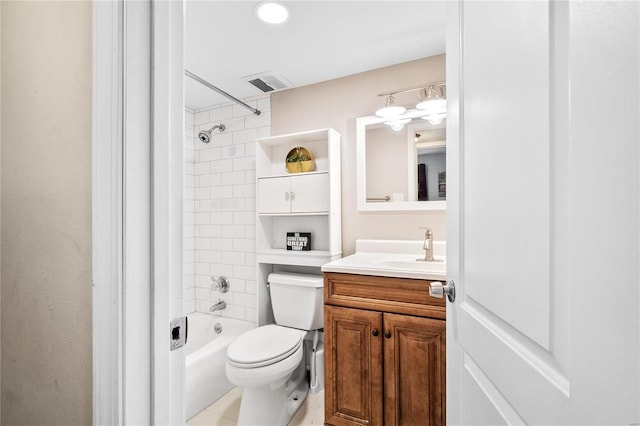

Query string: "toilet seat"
[[227, 324, 305, 368]]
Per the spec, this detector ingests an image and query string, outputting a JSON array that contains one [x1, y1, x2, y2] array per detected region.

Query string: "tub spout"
[[209, 300, 226, 313]]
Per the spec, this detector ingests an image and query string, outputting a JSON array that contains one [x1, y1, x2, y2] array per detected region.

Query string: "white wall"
[[184, 96, 270, 322]]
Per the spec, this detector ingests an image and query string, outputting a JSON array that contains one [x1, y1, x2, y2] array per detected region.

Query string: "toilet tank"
[[268, 272, 324, 330]]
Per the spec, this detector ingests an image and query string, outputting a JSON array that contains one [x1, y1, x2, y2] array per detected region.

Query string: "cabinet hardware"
[[372, 329, 379, 337], [285, 191, 290, 201], [384, 331, 392, 339]]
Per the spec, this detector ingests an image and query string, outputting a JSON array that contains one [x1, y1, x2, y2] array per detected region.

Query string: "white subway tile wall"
[[183, 96, 270, 321]]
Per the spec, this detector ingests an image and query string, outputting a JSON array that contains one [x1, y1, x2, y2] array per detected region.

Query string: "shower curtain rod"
[[185, 69, 261, 116]]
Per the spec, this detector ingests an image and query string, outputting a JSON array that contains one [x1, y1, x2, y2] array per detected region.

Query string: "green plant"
[[286, 153, 311, 162], [286, 150, 311, 162]]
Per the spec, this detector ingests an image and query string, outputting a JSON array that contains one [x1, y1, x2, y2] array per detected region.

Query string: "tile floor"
[[186, 387, 325, 426]]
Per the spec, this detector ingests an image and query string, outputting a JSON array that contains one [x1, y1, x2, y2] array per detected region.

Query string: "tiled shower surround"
[[184, 96, 271, 321]]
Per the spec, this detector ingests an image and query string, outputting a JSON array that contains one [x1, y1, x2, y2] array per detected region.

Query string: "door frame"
[[92, 1, 125, 423], [92, 0, 185, 424]]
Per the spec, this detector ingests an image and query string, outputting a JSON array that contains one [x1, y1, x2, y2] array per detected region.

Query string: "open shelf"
[[257, 248, 342, 267]]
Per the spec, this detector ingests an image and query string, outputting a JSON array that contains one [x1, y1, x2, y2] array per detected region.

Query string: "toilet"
[[226, 272, 324, 426]]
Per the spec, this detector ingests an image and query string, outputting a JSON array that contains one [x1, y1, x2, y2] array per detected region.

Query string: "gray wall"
[[1, 2, 92, 424]]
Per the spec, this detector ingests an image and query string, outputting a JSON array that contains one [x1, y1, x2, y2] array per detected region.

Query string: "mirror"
[[356, 109, 446, 211]]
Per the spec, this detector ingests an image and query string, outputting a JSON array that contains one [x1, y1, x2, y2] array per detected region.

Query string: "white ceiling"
[[185, 1, 446, 111]]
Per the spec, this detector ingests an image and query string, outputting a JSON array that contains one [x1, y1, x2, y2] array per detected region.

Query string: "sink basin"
[[321, 240, 447, 280], [369, 256, 446, 274]]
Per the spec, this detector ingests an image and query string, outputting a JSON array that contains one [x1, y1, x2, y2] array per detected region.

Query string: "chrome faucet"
[[419, 227, 435, 262], [209, 299, 226, 313]]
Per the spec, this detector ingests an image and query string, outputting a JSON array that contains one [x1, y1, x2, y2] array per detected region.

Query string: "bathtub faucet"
[[209, 299, 226, 313]]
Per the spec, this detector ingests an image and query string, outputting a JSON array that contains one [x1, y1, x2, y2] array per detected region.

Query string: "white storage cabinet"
[[255, 128, 342, 325]]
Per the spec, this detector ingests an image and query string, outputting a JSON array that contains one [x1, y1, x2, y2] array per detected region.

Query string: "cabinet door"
[[325, 305, 383, 426], [290, 173, 329, 213], [383, 313, 445, 426], [257, 177, 291, 214]]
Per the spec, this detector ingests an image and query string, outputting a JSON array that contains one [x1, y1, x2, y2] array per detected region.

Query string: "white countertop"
[[321, 240, 446, 280]]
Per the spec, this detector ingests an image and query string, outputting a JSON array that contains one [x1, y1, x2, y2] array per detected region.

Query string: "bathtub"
[[185, 313, 254, 420]]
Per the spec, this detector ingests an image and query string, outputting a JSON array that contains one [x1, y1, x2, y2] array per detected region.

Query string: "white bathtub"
[[185, 313, 254, 420]]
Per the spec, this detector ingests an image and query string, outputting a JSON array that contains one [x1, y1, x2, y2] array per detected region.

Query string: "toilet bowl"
[[225, 272, 324, 426], [226, 325, 309, 425], [226, 324, 306, 388]]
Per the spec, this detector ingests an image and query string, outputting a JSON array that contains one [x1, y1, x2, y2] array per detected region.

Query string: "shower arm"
[[185, 69, 261, 116]]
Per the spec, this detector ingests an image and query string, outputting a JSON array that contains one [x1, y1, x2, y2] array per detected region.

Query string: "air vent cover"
[[241, 71, 293, 93], [248, 78, 276, 92]]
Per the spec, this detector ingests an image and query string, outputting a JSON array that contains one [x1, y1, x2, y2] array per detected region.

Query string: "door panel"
[[290, 173, 330, 213], [462, 0, 551, 350], [257, 177, 291, 213], [448, 1, 566, 421], [325, 305, 383, 426], [383, 313, 445, 426]]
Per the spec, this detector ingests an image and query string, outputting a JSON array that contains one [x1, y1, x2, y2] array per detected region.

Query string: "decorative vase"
[[285, 147, 315, 173]]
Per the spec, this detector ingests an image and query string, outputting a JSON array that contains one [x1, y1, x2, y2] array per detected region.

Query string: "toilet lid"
[[227, 324, 304, 368]]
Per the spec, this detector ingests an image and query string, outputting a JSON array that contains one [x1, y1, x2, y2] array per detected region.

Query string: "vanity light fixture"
[[375, 95, 406, 118], [417, 85, 446, 124], [255, 1, 289, 24], [376, 81, 447, 128], [416, 85, 446, 112]]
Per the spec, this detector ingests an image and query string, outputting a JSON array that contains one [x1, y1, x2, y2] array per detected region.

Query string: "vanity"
[[321, 240, 446, 426]]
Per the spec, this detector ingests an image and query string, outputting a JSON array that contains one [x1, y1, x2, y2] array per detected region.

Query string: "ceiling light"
[[376, 95, 406, 118], [255, 1, 289, 24]]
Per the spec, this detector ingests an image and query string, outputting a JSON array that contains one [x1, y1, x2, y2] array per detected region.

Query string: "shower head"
[[198, 124, 226, 143]]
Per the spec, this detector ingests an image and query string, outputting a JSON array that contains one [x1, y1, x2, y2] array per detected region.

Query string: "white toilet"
[[226, 272, 324, 426]]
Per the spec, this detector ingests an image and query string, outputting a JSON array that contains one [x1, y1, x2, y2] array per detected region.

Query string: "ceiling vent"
[[241, 71, 293, 93]]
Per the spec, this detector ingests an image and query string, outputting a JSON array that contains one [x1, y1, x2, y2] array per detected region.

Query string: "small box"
[[286, 232, 311, 251]]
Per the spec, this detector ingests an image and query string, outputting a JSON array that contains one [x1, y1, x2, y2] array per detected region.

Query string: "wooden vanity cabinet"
[[324, 272, 446, 426]]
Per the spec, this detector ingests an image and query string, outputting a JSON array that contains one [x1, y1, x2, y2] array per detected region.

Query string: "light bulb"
[[421, 112, 446, 125], [255, 1, 289, 24], [385, 118, 410, 131]]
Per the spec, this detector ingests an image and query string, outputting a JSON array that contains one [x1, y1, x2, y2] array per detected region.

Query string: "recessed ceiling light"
[[255, 1, 289, 24]]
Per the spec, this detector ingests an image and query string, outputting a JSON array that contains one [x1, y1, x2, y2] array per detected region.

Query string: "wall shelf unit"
[[256, 128, 342, 324]]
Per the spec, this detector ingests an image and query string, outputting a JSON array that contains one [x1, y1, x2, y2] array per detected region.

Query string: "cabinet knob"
[[290, 191, 295, 201], [372, 329, 379, 337], [384, 331, 392, 339], [285, 192, 290, 201]]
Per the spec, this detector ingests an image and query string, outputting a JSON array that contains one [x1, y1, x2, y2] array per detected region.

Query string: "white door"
[[258, 177, 293, 214], [446, 1, 639, 424], [290, 173, 330, 213]]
